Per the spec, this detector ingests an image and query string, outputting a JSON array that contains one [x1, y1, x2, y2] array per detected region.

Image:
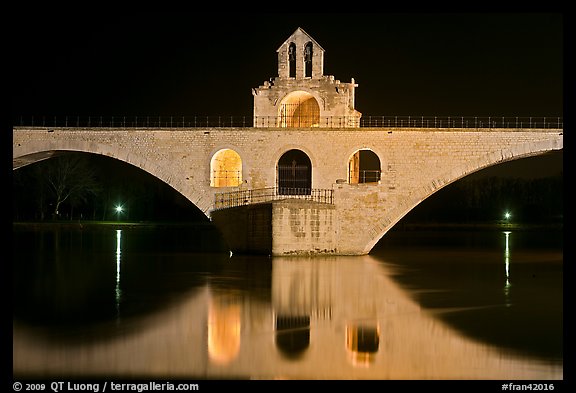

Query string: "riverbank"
[[13, 220, 563, 232], [12, 220, 229, 253], [393, 221, 563, 232], [12, 220, 214, 230]]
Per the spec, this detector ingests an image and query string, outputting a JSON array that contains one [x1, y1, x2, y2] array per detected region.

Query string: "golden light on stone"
[[252, 27, 361, 128], [210, 149, 242, 187], [278, 91, 320, 128]]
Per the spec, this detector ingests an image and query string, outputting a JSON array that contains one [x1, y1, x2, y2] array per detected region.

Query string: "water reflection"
[[504, 231, 511, 306], [116, 229, 122, 317], [208, 289, 242, 365], [275, 315, 310, 360], [12, 227, 562, 380], [375, 230, 563, 364], [345, 322, 380, 367]]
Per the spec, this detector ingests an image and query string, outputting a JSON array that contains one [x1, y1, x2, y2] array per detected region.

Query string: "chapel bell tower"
[[252, 27, 361, 128]]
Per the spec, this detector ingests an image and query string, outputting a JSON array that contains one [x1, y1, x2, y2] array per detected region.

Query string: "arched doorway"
[[278, 91, 320, 128], [348, 149, 381, 184], [277, 149, 312, 195], [210, 149, 242, 187]]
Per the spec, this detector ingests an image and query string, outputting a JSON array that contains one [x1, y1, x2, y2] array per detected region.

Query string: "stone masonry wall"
[[13, 127, 562, 254], [271, 199, 337, 255]]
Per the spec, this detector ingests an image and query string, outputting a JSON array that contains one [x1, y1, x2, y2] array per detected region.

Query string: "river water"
[[12, 224, 563, 380]]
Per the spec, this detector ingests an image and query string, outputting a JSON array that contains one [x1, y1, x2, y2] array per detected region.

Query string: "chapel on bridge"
[[252, 27, 362, 128]]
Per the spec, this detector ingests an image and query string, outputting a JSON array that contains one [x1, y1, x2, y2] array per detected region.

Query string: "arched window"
[[288, 42, 296, 78], [210, 149, 242, 187], [304, 42, 313, 77], [348, 149, 381, 184], [278, 91, 320, 128], [277, 149, 312, 195]]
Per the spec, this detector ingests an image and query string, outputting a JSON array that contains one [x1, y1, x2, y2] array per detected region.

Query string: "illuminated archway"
[[348, 149, 381, 184], [278, 91, 320, 128], [210, 149, 242, 187], [277, 149, 312, 195]]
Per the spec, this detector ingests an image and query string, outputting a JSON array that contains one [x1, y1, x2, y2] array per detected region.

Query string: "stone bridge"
[[12, 123, 563, 256]]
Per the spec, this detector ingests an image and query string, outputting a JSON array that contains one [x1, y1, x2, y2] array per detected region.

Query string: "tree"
[[45, 153, 102, 220]]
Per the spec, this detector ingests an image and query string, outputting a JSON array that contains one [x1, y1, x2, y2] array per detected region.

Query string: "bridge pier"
[[210, 184, 397, 256], [211, 199, 338, 256]]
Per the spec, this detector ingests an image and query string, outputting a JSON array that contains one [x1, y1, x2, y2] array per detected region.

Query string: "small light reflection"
[[503, 231, 511, 306], [116, 229, 122, 317]]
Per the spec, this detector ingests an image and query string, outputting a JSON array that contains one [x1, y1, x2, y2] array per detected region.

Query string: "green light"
[[504, 211, 511, 220], [114, 204, 124, 221]]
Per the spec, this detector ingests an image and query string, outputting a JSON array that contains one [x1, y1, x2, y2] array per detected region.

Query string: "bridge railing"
[[213, 187, 334, 210], [13, 115, 563, 130], [359, 116, 563, 129]]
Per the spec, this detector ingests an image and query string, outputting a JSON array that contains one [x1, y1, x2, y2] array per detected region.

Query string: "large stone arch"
[[360, 139, 563, 254], [12, 141, 211, 218]]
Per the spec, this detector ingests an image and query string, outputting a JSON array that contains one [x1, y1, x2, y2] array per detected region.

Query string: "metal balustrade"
[[13, 115, 563, 130], [213, 187, 334, 210]]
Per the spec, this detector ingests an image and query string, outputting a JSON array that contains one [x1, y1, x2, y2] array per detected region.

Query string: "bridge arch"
[[13, 142, 211, 217], [361, 139, 563, 254], [278, 91, 321, 128]]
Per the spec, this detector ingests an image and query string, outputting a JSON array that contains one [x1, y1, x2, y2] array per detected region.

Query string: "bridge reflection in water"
[[13, 251, 561, 380]]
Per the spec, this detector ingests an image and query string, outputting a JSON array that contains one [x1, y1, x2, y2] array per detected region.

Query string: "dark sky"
[[11, 12, 565, 177], [12, 12, 564, 117]]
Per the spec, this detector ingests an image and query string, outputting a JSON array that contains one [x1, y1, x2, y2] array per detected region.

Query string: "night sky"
[[12, 12, 564, 117], [11, 12, 565, 177]]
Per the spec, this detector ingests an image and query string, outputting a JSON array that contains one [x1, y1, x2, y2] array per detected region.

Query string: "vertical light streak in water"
[[116, 229, 122, 318], [503, 231, 511, 306]]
